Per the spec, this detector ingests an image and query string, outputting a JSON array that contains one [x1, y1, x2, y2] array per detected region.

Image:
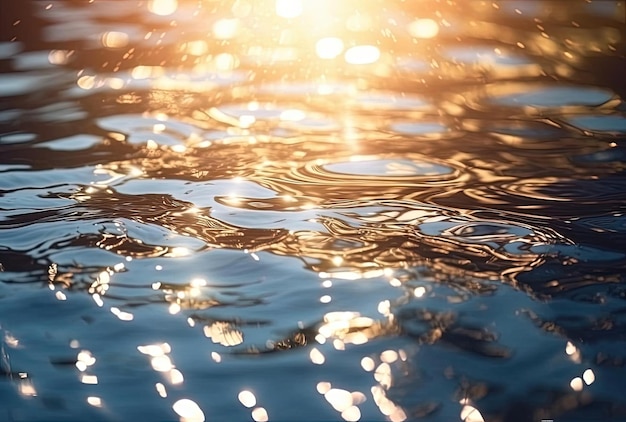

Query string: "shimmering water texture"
[[1, 1, 626, 421]]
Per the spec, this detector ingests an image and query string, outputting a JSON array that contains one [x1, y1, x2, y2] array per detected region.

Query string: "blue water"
[[1, 1, 626, 421]]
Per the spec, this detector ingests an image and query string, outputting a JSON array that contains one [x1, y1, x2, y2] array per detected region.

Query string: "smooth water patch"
[[0, 132, 37, 144], [350, 91, 432, 111], [37, 134, 102, 151], [213, 103, 340, 132], [485, 84, 615, 108], [0, 71, 72, 97], [389, 121, 450, 136], [0, 42, 23, 59], [489, 120, 569, 139], [443, 45, 533, 66], [564, 115, 626, 133], [0, 167, 101, 190], [324, 158, 453, 177]]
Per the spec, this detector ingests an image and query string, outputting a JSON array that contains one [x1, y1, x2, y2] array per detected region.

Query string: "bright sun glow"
[[148, 0, 178, 16], [409, 18, 440, 39], [345, 45, 380, 65], [316, 37, 344, 59], [276, 0, 302, 18]]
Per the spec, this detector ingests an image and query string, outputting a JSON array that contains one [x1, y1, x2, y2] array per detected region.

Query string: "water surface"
[[1, 1, 626, 421]]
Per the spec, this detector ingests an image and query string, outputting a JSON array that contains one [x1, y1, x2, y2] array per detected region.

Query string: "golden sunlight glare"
[[148, 0, 178, 16], [101, 31, 129, 48], [276, 0, 303, 18], [408, 18, 440, 39], [316, 37, 345, 59], [345, 45, 380, 65]]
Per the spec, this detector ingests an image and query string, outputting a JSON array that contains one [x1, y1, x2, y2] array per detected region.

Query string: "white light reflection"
[[87, 396, 102, 407], [460, 404, 485, 422], [138, 343, 171, 356], [331, 256, 344, 266], [90, 271, 110, 295], [570, 377, 583, 391], [371, 386, 406, 420], [101, 31, 129, 48], [279, 109, 306, 122], [251, 407, 269, 422], [316, 37, 344, 59], [203, 322, 244, 347], [380, 350, 398, 364], [317, 381, 332, 394], [110, 307, 134, 321], [389, 278, 401, 287], [81, 374, 98, 385], [190, 278, 207, 287], [77, 75, 97, 90], [167, 247, 191, 257], [276, 0, 302, 18], [172, 399, 205, 422], [324, 388, 354, 412], [408, 19, 440, 39], [319, 269, 386, 280], [351, 391, 366, 405], [168, 369, 184, 385], [213, 19, 239, 39], [148, 0, 178, 16], [377, 300, 391, 317], [345, 331, 368, 345], [156, 382, 168, 398], [132, 65, 165, 80], [565, 340, 581, 362], [309, 347, 325, 364], [238, 390, 256, 408], [413, 286, 426, 297], [3, 332, 19, 348], [48, 49, 71, 65], [345, 45, 380, 65], [333, 339, 346, 350], [18, 379, 37, 397], [360, 357, 375, 372], [583, 368, 595, 385], [341, 406, 361, 422], [151, 355, 174, 372], [77, 350, 96, 371], [374, 363, 392, 390]]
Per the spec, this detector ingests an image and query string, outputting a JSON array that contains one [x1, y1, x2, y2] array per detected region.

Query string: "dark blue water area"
[[1, 1, 626, 421]]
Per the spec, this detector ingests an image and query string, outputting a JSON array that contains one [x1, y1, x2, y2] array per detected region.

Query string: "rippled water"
[[1, 1, 626, 421]]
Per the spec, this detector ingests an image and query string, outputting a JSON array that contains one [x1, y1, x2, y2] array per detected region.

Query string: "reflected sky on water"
[[1, 1, 626, 421]]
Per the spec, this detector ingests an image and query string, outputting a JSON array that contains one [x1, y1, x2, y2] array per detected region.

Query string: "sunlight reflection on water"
[[1, 0, 626, 421]]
